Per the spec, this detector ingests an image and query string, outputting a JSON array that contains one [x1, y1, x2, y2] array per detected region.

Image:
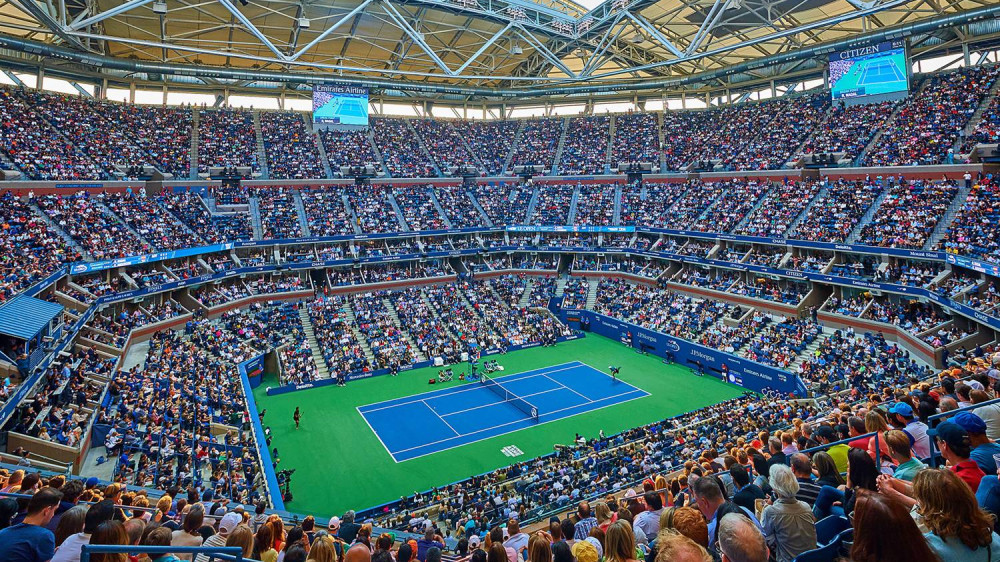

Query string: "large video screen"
[[829, 40, 909, 101], [313, 84, 369, 126]]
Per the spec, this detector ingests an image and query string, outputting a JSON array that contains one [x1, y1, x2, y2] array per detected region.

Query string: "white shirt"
[[52, 532, 91, 562]]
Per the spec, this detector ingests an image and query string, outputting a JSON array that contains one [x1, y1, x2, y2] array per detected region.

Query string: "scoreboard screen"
[[829, 40, 909, 101], [313, 84, 369, 126]]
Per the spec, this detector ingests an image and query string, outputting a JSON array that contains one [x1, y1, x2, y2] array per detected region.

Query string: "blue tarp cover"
[[0, 295, 63, 340]]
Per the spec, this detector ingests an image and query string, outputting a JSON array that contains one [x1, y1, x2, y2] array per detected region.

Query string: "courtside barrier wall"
[[567, 309, 809, 397]]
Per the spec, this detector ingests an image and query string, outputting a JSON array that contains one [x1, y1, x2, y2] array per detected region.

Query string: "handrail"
[[80, 545, 245, 562]]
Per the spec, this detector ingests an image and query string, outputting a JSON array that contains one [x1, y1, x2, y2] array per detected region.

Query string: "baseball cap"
[[953, 412, 988, 435], [887, 402, 914, 418], [328, 516, 341, 530], [85, 477, 100, 488], [219, 512, 242, 534], [814, 425, 836, 441], [468, 535, 481, 548], [929, 421, 971, 450]]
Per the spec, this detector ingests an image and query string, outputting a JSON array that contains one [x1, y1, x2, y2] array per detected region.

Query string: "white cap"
[[219, 512, 242, 534]]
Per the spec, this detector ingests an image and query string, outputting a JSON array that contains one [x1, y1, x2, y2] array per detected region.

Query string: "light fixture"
[[511, 44, 523, 55], [297, 17, 310, 29], [152, 0, 167, 14]]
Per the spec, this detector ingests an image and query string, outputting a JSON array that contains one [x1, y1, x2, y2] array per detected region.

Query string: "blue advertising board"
[[572, 310, 808, 397]]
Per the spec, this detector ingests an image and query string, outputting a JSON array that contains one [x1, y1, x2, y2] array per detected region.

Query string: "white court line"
[[391, 389, 651, 462], [356, 405, 396, 461], [391, 387, 648, 456], [439, 386, 575, 418], [357, 362, 585, 414], [423, 399, 461, 437], [542, 373, 591, 402]]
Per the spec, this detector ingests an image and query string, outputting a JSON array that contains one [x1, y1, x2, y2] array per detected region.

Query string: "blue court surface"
[[858, 60, 906, 85], [357, 361, 649, 462]]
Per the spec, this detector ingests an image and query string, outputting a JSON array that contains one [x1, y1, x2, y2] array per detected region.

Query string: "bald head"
[[718, 514, 767, 562], [347, 544, 372, 562], [577, 501, 592, 519]]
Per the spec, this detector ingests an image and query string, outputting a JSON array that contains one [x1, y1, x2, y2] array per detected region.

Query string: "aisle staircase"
[[585, 279, 600, 310], [251, 111, 270, 180], [605, 114, 616, 174], [343, 302, 377, 366], [567, 184, 581, 225], [924, 183, 971, 250], [517, 278, 536, 308], [303, 113, 334, 179], [366, 129, 390, 177], [428, 188, 454, 229], [380, 297, 428, 362], [248, 197, 264, 240], [467, 190, 494, 227], [297, 307, 330, 379], [551, 117, 571, 174], [30, 203, 90, 260], [785, 183, 830, 238], [293, 191, 311, 236], [846, 186, 891, 244], [189, 109, 200, 180], [502, 120, 527, 175], [406, 119, 442, 177]]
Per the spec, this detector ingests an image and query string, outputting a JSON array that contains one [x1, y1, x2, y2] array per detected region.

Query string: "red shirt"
[[952, 460, 986, 492]]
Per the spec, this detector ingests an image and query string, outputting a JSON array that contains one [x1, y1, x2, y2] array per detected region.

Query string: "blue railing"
[[80, 545, 245, 562]]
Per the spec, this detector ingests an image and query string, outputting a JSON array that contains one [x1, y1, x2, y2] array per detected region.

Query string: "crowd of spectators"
[[0, 88, 108, 180], [393, 188, 447, 231], [737, 181, 822, 237], [531, 184, 574, 226], [319, 129, 380, 171], [350, 291, 418, 369], [473, 183, 532, 225], [197, 109, 259, 177], [728, 94, 829, 170], [308, 296, 372, 378], [255, 188, 304, 240], [433, 187, 486, 228], [509, 118, 563, 169], [619, 182, 689, 227], [301, 188, 355, 236], [104, 192, 202, 251], [938, 175, 1000, 259], [864, 65, 1000, 166], [741, 317, 821, 369], [371, 118, 436, 178], [801, 100, 897, 162], [260, 112, 324, 180], [348, 187, 403, 233], [158, 191, 252, 243], [411, 120, 475, 171], [691, 181, 769, 233], [574, 183, 617, 226], [36, 192, 152, 259], [793, 180, 882, 242], [857, 180, 958, 249], [612, 112, 659, 165], [451, 119, 520, 175], [559, 116, 609, 175], [0, 192, 81, 302]]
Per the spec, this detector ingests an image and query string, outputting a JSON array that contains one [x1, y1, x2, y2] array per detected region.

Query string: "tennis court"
[[858, 59, 906, 86], [358, 361, 649, 462]]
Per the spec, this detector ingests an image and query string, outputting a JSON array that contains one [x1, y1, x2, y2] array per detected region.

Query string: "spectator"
[[143, 526, 181, 562], [813, 448, 879, 519], [691, 475, 758, 550], [717, 514, 768, 562], [849, 491, 936, 562], [603, 521, 638, 562], [651, 530, 710, 562], [54, 506, 88, 549], [53, 499, 116, 562], [788, 454, 821, 507], [0, 486, 62, 562], [253, 524, 278, 562], [416, 528, 445, 561], [931, 421, 986, 492], [90, 520, 129, 562], [885, 430, 926, 481], [759, 464, 816, 562], [954, 411, 1000, 474], [170, 505, 204, 562], [573, 502, 597, 540], [915, 469, 1000, 561]]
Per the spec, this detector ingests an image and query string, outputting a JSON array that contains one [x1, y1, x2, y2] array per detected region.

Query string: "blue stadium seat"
[[814, 515, 851, 545], [791, 537, 841, 562]]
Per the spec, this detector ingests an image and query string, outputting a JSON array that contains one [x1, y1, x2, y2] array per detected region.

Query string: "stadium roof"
[[0, 0, 998, 98]]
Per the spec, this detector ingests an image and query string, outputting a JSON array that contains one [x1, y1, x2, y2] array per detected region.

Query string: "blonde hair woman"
[[308, 535, 338, 562], [604, 520, 639, 562], [227, 525, 255, 558], [595, 502, 613, 531]]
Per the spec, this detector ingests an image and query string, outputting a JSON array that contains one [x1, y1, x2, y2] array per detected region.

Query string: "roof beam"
[[623, 11, 682, 58], [455, 22, 513, 75], [217, 0, 287, 61], [289, 0, 372, 62], [67, 0, 153, 31], [380, 1, 453, 75]]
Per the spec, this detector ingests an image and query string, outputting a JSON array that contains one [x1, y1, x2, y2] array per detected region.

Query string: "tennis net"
[[480, 374, 540, 422]]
